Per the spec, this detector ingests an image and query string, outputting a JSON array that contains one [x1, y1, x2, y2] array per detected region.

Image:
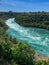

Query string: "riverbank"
[[34, 53, 49, 61]]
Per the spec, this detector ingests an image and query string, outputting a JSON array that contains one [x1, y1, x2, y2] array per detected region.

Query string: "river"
[[5, 18, 49, 56]]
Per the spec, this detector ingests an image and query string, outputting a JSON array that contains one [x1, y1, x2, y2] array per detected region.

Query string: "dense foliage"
[[15, 12, 49, 30]]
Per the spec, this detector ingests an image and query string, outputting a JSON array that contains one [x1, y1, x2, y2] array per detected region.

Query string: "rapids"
[[5, 18, 49, 56]]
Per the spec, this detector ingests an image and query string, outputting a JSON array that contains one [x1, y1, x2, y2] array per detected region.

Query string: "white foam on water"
[[6, 18, 41, 41], [6, 18, 29, 34]]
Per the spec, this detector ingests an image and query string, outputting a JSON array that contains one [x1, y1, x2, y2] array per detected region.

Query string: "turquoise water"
[[6, 18, 49, 56]]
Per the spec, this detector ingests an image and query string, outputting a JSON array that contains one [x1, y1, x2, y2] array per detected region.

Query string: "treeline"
[[15, 12, 49, 30], [0, 11, 21, 20]]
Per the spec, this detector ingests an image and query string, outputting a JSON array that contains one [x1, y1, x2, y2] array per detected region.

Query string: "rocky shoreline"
[[34, 53, 49, 61]]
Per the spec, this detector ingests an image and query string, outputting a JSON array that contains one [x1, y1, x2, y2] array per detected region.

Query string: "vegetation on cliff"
[[15, 12, 49, 30]]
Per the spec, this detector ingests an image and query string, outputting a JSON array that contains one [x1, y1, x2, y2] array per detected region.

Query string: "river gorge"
[[5, 18, 49, 57]]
